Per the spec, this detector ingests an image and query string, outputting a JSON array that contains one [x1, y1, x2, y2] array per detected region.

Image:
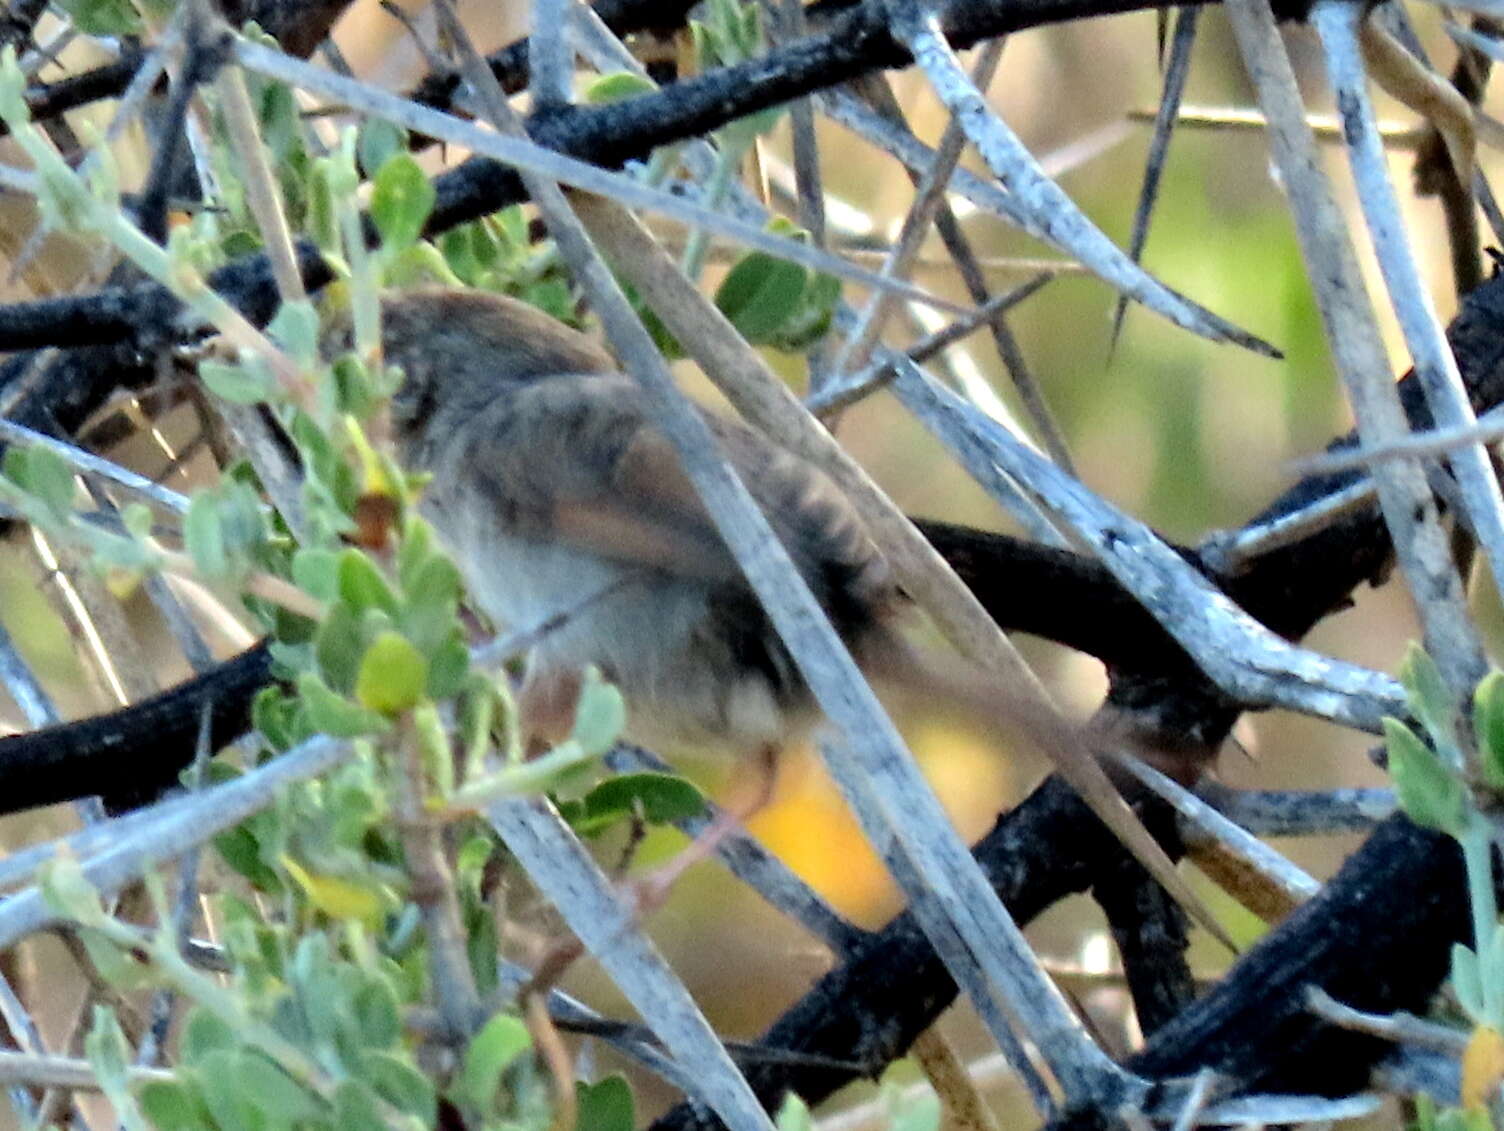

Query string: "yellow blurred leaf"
[[281, 856, 385, 924], [1462, 1024, 1504, 1109], [103, 564, 143, 600]]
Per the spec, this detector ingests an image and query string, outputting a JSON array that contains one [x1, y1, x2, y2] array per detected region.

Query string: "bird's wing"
[[455, 375, 892, 611]]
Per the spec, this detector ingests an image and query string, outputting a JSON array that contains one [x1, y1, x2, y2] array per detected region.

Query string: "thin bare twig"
[[1222, 0, 1484, 698]]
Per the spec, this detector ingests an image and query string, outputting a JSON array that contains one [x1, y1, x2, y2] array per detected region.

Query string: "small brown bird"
[[381, 287, 912, 765], [359, 287, 1229, 942]]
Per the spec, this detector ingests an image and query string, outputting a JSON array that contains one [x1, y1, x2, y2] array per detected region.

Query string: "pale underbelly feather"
[[443, 524, 793, 756]]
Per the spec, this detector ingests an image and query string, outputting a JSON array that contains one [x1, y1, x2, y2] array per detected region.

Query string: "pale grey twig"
[[1197, 477, 1377, 574], [1150, 1091, 1383, 1126], [880, 0, 1276, 358], [1222, 0, 1484, 699], [1296, 399, 1504, 476], [845, 76, 1075, 473], [529, 0, 572, 109], [809, 272, 1054, 418], [136, 702, 216, 1071], [1126, 103, 1420, 145], [1374, 1046, 1460, 1106], [776, 0, 827, 249], [0, 417, 190, 515], [604, 745, 867, 956], [0, 615, 57, 728], [816, 733, 1056, 1115], [0, 1050, 174, 1090], [1312, 1, 1504, 626], [1110, 6, 1198, 352], [834, 38, 1004, 376], [489, 798, 776, 1131], [890, 356, 1405, 729], [438, 12, 776, 1125], [214, 63, 307, 305], [1195, 784, 1395, 836], [0, 735, 350, 950], [0, 786, 216, 894], [1306, 986, 1468, 1054], [1169, 1067, 1218, 1131], [228, 36, 973, 318], [0, 964, 45, 1123], [1115, 757, 1320, 906], [1439, 0, 1504, 22], [492, 960, 696, 1093]]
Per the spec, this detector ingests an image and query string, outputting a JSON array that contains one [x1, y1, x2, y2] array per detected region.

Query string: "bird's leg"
[[630, 743, 780, 913]]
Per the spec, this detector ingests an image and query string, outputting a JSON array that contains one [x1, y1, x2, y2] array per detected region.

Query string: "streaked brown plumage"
[[381, 287, 908, 757], [364, 287, 1231, 945]]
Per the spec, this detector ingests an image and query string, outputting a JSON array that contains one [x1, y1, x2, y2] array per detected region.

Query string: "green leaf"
[[360, 1050, 436, 1123], [1456, 943, 1487, 1024], [338, 549, 400, 616], [84, 1006, 131, 1090], [266, 300, 320, 369], [886, 1084, 941, 1131], [1383, 717, 1466, 836], [570, 669, 626, 756], [181, 1010, 238, 1066], [139, 1080, 212, 1131], [440, 227, 481, 284], [298, 671, 391, 737], [396, 518, 435, 590], [358, 120, 408, 180], [38, 854, 106, 926], [184, 481, 268, 585], [122, 502, 153, 539], [235, 1052, 322, 1123], [184, 494, 228, 580], [383, 240, 464, 288], [258, 81, 303, 163], [459, 1014, 533, 1110], [458, 682, 496, 767], [201, 357, 276, 405], [425, 632, 471, 700], [1401, 644, 1458, 747], [1475, 671, 1504, 790], [355, 631, 428, 716], [307, 158, 340, 250], [775, 1092, 813, 1131], [5, 445, 77, 515], [292, 548, 341, 603], [214, 822, 283, 892], [370, 153, 435, 250], [400, 555, 462, 655], [570, 773, 707, 835], [315, 600, 364, 694], [196, 1051, 267, 1131], [583, 71, 657, 104], [330, 353, 380, 417], [575, 1075, 634, 1131], [1483, 922, 1504, 1003], [768, 270, 841, 352], [333, 1080, 385, 1131], [79, 928, 158, 991], [56, 0, 141, 36], [714, 251, 808, 344], [353, 976, 401, 1049]]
